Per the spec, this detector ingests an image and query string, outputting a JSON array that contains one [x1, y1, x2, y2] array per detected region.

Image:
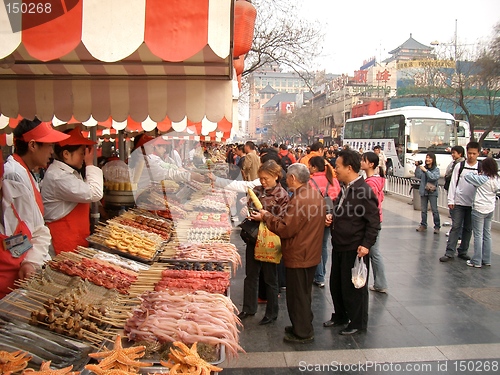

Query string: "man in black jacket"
[[324, 149, 381, 335]]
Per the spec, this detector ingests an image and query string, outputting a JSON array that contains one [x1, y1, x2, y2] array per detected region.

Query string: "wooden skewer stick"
[[6, 300, 40, 311], [0, 309, 29, 321]]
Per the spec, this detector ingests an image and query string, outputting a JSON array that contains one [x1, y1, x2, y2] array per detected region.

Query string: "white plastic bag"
[[351, 256, 367, 289]]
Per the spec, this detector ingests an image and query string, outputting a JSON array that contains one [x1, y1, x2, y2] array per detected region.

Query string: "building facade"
[[247, 63, 312, 140]]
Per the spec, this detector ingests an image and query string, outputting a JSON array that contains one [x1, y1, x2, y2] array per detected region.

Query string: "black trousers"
[[329, 250, 369, 330], [243, 242, 279, 319], [286, 266, 316, 339]]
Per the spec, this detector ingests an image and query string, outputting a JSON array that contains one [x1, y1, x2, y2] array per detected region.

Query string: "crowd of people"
[[411, 141, 499, 269], [221, 138, 499, 343], [219, 140, 387, 342], [435, 142, 500, 267], [0, 119, 108, 298], [1, 118, 498, 346]]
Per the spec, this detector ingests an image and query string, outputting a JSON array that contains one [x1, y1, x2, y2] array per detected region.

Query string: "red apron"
[[47, 203, 90, 255], [0, 205, 32, 299]]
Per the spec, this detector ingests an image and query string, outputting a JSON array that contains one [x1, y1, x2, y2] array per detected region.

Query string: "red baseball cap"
[[133, 134, 168, 150], [58, 127, 96, 147], [22, 122, 70, 143]]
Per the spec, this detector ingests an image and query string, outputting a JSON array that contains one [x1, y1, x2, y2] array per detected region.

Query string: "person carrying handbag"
[[415, 152, 441, 234], [251, 164, 326, 343], [237, 160, 288, 326]]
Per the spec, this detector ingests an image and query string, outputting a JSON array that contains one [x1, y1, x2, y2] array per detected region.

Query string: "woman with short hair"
[[238, 160, 289, 325], [464, 157, 500, 267]]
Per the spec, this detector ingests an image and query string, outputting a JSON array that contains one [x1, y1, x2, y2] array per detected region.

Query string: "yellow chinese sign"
[[397, 60, 456, 70]]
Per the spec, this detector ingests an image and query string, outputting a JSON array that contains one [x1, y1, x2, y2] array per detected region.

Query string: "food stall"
[[0, 0, 256, 372]]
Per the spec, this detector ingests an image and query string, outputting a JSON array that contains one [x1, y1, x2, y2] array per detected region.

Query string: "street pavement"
[[220, 195, 500, 374]]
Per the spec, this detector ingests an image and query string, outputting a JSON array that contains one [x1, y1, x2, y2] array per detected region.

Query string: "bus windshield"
[[407, 118, 454, 153]]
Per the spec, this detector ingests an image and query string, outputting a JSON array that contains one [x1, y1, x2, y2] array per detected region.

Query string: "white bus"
[[342, 106, 471, 178]]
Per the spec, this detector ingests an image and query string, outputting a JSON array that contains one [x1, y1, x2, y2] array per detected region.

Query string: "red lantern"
[[233, 55, 245, 75], [233, 0, 257, 57]]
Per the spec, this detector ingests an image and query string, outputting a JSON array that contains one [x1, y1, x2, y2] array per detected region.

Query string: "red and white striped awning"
[[0, 0, 237, 135], [0, 113, 234, 143]]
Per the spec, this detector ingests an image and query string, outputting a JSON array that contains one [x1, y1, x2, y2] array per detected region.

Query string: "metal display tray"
[[0, 298, 95, 371], [87, 240, 161, 265], [134, 342, 226, 368]]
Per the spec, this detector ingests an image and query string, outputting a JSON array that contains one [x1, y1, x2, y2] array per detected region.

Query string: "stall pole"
[[90, 127, 100, 232], [119, 131, 125, 161]]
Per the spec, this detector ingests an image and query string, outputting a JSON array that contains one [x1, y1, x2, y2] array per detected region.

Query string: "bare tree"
[[272, 105, 322, 144], [474, 22, 500, 144], [397, 28, 500, 143], [242, 0, 324, 85]]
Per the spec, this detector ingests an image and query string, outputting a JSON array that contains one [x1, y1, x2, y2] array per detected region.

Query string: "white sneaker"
[[466, 260, 481, 268], [369, 285, 387, 293]]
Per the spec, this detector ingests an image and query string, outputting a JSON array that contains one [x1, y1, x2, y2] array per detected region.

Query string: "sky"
[[297, 0, 499, 74]]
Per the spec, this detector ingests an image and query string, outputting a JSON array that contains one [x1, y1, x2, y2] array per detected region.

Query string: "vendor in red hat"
[[0, 152, 52, 298], [41, 126, 103, 254], [1, 118, 66, 297]]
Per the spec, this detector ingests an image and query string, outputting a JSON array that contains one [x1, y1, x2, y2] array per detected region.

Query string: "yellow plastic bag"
[[254, 222, 282, 264]]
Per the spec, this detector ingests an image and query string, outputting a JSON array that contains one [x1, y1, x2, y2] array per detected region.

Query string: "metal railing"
[[385, 176, 500, 224]]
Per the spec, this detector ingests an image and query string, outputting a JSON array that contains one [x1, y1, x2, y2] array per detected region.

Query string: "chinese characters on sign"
[[331, 74, 349, 91], [376, 69, 391, 83], [354, 70, 368, 83], [396, 59, 456, 70]]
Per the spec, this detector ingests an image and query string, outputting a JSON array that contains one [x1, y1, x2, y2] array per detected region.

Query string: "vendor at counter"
[[1, 118, 69, 298], [128, 134, 204, 195], [41, 127, 104, 254]]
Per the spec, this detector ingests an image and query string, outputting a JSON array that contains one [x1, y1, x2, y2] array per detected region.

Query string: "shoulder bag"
[[238, 217, 260, 243], [311, 178, 334, 214], [424, 182, 436, 192]]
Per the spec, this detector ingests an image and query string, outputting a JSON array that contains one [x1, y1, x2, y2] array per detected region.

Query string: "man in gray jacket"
[[251, 163, 325, 343]]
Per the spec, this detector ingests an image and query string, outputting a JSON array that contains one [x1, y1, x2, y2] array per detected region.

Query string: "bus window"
[[385, 115, 402, 138], [362, 120, 373, 138], [352, 122, 363, 138], [456, 125, 465, 137], [373, 118, 385, 138]]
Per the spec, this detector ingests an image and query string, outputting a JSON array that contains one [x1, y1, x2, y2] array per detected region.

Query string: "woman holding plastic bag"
[[238, 160, 289, 325]]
